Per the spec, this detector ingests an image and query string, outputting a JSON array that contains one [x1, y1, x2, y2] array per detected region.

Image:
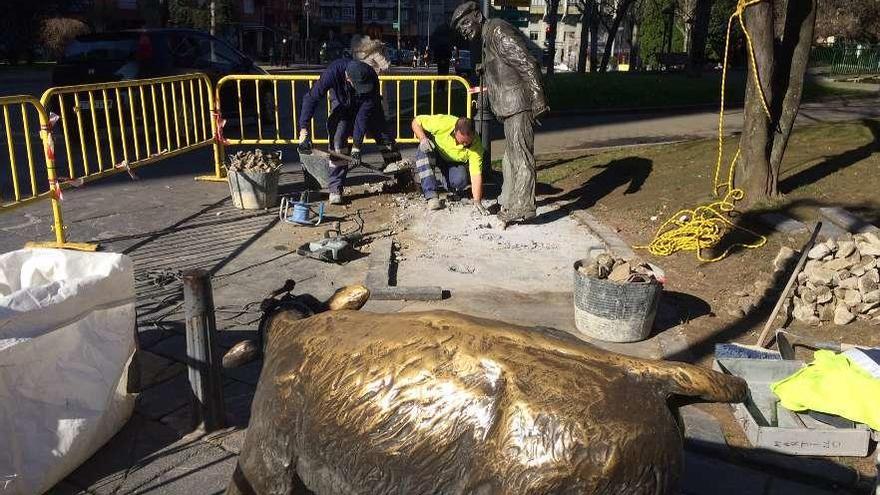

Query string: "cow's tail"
[[628, 358, 748, 403]]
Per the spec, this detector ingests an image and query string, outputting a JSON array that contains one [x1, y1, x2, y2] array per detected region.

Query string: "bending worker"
[[411, 114, 488, 213], [297, 58, 401, 204]]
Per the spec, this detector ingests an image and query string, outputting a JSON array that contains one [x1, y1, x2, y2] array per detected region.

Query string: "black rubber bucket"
[[573, 258, 662, 343], [228, 169, 280, 209]]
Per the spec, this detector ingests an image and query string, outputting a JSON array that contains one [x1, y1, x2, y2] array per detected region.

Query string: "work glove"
[[418, 138, 434, 154], [350, 148, 363, 167], [474, 200, 490, 216], [297, 129, 312, 154]]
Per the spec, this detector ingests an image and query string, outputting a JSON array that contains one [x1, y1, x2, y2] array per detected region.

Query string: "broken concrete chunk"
[[833, 287, 847, 300], [807, 266, 836, 285], [825, 238, 839, 253], [773, 246, 798, 271], [608, 262, 632, 282], [836, 241, 857, 259], [860, 301, 880, 314], [859, 274, 879, 296], [793, 298, 817, 322], [824, 257, 856, 271], [869, 268, 880, 284], [815, 286, 833, 304], [834, 305, 856, 325], [838, 277, 860, 290], [864, 290, 880, 304], [844, 289, 863, 307], [800, 288, 817, 304], [818, 303, 835, 322], [808, 244, 832, 260], [595, 253, 615, 277], [857, 241, 880, 257]]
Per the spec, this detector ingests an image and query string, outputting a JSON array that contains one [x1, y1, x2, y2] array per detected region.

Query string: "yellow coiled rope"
[[638, 0, 769, 262]]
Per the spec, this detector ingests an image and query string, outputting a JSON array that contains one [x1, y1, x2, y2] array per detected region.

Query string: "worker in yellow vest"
[[410, 114, 488, 214]]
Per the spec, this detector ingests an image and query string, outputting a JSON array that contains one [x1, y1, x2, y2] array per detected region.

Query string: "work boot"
[[329, 192, 344, 205], [427, 197, 442, 211]]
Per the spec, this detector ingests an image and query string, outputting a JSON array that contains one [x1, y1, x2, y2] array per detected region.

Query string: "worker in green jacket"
[[410, 114, 488, 213]]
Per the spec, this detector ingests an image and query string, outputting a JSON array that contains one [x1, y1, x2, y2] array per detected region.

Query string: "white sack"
[[0, 249, 137, 495]]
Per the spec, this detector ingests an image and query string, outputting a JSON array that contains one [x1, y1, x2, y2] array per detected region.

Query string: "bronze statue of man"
[[451, 1, 548, 225]]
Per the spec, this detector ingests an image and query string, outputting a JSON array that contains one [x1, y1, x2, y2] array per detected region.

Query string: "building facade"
[[492, 0, 632, 71], [317, 0, 460, 50]]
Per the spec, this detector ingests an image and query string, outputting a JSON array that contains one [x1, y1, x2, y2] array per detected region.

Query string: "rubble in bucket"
[[577, 253, 666, 284], [787, 233, 880, 326], [227, 149, 283, 173]]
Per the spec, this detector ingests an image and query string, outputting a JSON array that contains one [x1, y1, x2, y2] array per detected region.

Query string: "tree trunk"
[[734, 0, 776, 202], [687, 0, 713, 74], [769, 0, 818, 178], [546, 0, 561, 75], [599, 0, 637, 72], [577, 10, 590, 73], [589, 3, 599, 72]]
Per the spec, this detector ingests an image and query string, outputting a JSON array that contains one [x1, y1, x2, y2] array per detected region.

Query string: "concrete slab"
[[138, 350, 186, 390], [681, 405, 729, 455], [819, 206, 880, 235], [137, 372, 192, 421], [757, 213, 810, 234]]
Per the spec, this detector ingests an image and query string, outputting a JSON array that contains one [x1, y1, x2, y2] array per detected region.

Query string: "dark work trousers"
[[414, 146, 469, 199], [327, 101, 400, 195], [498, 111, 537, 216]]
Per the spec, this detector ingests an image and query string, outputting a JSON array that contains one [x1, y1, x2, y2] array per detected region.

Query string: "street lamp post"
[[305, 0, 311, 63], [477, 0, 492, 171]]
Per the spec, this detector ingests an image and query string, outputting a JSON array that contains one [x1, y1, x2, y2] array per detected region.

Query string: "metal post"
[[182, 269, 226, 432], [477, 0, 492, 172], [397, 0, 402, 50]]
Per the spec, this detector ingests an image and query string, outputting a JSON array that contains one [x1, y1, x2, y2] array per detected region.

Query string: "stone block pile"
[[791, 233, 880, 326]]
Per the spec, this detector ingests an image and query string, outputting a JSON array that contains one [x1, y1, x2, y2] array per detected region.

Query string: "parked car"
[[319, 41, 350, 64], [51, 29, 267, 121], [454, 49, 474, 80]]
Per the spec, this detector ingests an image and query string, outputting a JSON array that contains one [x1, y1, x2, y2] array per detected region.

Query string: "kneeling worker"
[[411, 114, 488, 214]]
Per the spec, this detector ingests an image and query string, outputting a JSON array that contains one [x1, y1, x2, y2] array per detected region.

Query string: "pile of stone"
[[578, 253, 665, 284], [227, 149, 283, 173], [791, 233, 880, 326]]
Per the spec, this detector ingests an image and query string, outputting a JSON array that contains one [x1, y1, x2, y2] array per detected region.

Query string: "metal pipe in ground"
[[182, 269, 226, 431]]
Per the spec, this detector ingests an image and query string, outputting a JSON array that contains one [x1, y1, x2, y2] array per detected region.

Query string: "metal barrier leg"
[[195, 89, 228, 183], [183, 269, 226, 431], [24, 117, 98, 251]]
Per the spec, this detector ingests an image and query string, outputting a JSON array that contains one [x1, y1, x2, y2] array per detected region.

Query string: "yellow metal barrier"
[[207, 74, 473, 179], [22, 73, 220, 248]]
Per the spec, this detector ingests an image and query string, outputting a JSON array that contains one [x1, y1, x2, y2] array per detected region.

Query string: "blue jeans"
[[415, 148, 469, 199]]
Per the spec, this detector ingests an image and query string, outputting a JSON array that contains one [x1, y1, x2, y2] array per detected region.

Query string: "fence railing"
[[1, 72, 473, 248], [810, 43, 880, 76], [209, 74, 473, 179]]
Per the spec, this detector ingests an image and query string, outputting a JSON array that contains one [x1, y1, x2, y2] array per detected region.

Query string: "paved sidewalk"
[[8, 160, 842, 495]]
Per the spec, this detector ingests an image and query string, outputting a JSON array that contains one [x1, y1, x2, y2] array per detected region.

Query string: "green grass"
[[544, 71, 863, 112]]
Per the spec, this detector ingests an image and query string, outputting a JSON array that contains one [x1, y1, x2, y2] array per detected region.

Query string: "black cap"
[[345, 60, 376, 95], [451, 1, 480, 28]]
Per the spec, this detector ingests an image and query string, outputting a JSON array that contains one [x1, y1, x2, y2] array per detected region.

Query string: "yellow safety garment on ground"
[[414, 114, 484, 178], [771, 350, 880, 430]]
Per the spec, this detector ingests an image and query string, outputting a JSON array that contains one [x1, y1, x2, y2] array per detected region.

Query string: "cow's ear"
[[325, 285, 371, 311]]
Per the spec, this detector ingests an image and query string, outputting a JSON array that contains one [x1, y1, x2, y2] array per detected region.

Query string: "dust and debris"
[[448, 264, 476, 274]]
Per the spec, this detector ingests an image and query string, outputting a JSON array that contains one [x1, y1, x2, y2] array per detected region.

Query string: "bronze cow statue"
[[227, 287, 746, 495]]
